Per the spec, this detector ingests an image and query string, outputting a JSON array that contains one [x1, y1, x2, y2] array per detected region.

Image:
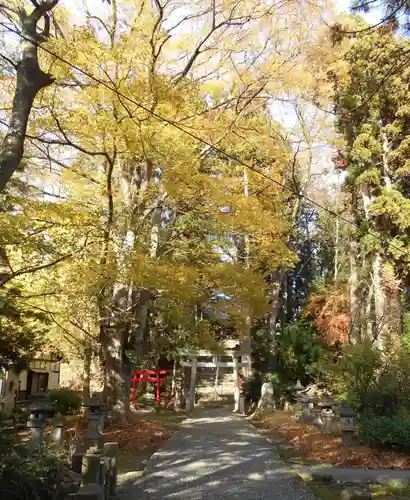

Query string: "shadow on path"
[[118, 408, 316, 499]]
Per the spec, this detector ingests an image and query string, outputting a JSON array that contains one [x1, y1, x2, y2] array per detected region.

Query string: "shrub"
[[361, 416, 410, 449], [276, 319, 326, 386], [46, 388, 82, 415], [0, 431, 66, 500]]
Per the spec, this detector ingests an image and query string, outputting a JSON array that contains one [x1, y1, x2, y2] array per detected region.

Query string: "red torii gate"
[[131, 369, 168, 405]]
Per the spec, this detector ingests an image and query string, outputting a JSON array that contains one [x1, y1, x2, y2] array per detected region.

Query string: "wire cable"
[[0, 21, 406, 255]]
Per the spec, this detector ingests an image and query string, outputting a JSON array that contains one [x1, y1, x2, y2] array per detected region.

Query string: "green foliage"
[[276, 319, 326, 385], [328, 340, 410, 420], [361, 416, 410, 449], [0, 289, 47, 372], [46, 388, 82, 415], [0, 433, 66, 500]]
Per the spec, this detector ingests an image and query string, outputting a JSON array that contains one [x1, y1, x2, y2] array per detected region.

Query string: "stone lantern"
[[83, 395, 106, 451], [26, 392, 56, 447], [339, 402, 356, 445]]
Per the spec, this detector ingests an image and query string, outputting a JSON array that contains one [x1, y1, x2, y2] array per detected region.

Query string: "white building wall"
[[19, 371, 27, 391], [49, 371, 59, 390]]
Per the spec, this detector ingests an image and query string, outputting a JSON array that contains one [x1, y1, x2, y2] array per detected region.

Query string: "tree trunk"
[[373, 252, 387, 349], [233, 355, 240, 412], [349, 239, 360, 343], [0, 1, 58, 190], [269, 269, 286, 343], [82, 346, 92, 404]]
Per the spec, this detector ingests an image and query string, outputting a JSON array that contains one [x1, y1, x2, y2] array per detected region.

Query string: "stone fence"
[[20, 393, 119, 499]]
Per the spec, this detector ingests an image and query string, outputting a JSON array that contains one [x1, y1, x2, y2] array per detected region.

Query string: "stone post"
[[75, 483, 103, 499], [188, 357, 197, 412], [81, 446, 103, 485], [233, 355, 240, 412], [104, 442, 119, 499], [72, 453, 84, 475], [293, 400, 302, 421]]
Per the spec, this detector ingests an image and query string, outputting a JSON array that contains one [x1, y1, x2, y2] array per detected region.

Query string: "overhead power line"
[[0, 21, 406, 256]]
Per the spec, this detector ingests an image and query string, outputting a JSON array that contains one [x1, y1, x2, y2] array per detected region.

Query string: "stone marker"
[[258, 382, 275, 413]]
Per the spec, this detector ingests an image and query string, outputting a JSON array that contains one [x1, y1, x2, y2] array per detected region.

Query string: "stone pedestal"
[[81, 447, 102, 486], [83, 397, 105, 451], [293, 401, 302, 421], [322, 409, 334, 433], [50, 414, 66, 447], [27, 415, 46, 447], [312, 408, 324, 428], [104, 442, 119, 498], [75, 483, 103, 499]]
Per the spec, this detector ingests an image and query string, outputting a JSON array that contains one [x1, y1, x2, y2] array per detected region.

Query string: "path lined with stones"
[[118, 408, 316, 499]]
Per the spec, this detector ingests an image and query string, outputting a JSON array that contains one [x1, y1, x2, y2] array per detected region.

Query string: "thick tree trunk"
[[0, 1, 58, 190]]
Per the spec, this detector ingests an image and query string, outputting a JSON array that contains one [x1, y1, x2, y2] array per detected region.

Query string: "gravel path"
[[118, 408, 316, 499]]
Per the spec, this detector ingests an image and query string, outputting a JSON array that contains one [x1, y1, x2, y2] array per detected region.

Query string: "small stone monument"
[[258, 382, 275, 413], [339, 402, 356, 446]]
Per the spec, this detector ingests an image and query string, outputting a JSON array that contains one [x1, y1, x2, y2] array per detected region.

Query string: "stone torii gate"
[[179, 339, 251, 411]]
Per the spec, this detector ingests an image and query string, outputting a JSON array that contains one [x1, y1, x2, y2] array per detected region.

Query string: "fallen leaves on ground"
[[103, 420, 173, 451], [259, 412, 410, 469], [63, 415, 175, 452]]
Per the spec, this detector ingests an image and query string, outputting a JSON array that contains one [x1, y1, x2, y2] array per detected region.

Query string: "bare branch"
[[0, 252, 71, 288], [0, 51, 17, 70]]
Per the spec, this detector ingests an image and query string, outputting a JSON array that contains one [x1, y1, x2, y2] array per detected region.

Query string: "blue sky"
[[336, 0, 384, 23]]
